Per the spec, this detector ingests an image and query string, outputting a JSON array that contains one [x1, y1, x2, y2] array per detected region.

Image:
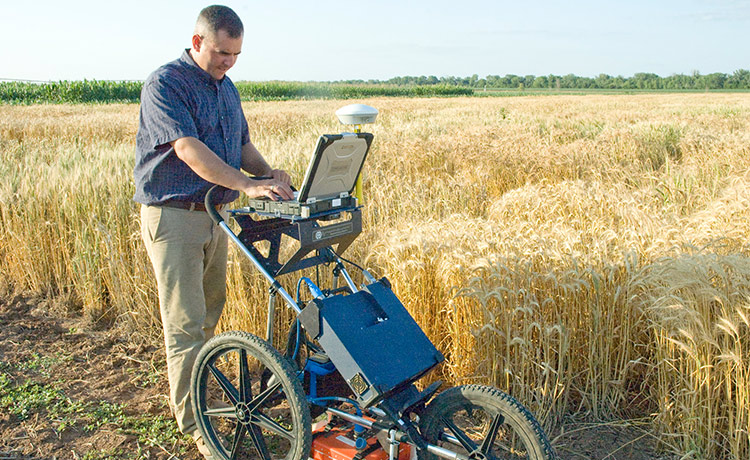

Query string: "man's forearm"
[[172, 137, 252, 191], [171, 136, 294, 200]]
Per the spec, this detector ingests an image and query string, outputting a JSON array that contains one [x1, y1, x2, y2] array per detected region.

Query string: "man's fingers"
[[271, 169, 292, 185], [274, 182, 294, 200], [267, 182, 293, 201]]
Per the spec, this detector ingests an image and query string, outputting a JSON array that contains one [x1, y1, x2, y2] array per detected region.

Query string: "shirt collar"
[[180, 49, 224, 86]]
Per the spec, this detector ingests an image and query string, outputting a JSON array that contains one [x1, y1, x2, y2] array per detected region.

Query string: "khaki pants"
[[140, 204, 228, 438]]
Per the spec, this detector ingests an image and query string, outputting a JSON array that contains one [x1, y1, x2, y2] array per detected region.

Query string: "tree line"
[[337, 69, 750, 90], [4, 70, 749, 104]]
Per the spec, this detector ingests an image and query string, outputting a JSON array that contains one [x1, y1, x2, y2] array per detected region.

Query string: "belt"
[[159, 200, 225, 212]]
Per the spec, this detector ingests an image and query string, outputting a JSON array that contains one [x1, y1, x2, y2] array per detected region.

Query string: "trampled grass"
[[2, 94, 750, 458]]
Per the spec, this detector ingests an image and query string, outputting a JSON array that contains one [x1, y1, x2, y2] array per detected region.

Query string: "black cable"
[[331, 248, 367, 272]]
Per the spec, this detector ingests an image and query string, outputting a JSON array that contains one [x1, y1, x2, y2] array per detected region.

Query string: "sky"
[[2, 0, 749, 82]]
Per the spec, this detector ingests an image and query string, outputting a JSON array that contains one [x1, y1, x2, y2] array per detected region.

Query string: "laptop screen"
[[297, 133, 373, 203]]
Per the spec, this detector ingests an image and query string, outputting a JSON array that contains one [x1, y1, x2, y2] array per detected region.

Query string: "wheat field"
[[1, 94, 750, 458]]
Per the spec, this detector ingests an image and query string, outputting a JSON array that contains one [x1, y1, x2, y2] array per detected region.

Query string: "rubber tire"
[[419, 385, 555, 460], [191, 330, 312, 460]]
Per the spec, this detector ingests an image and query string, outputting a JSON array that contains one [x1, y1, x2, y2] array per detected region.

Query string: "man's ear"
[[191, 34, 203, 52]]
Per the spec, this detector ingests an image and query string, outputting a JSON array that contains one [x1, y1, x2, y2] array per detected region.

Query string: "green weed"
[[17, 352, 72, 377], [0, 360, 189, 453], [81, 449, 127, 460]]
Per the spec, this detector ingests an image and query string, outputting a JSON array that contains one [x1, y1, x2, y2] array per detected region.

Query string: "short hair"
[[195, 5, 244, 39]]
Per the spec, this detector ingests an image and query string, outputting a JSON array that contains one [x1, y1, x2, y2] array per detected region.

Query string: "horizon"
[[3, 69, 748, 85]]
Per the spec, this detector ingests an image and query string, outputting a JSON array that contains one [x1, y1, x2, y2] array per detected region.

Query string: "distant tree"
[[560, 74, 578, 88], [727, 69, 750, 88], [595, 73, 613, 89], [548, 75, 560, 89], [664, 73, 690, 89], [532, 76, 548, 88], [701, 72, 727, 89], [632, 73, 661, 89], [690, 70, 702, 89]]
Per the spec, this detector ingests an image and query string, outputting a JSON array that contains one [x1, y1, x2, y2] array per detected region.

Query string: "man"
[[133, 5, 293, 458]]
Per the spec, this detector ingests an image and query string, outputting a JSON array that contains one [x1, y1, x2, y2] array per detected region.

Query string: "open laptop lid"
[[297, 133, 373, 203]]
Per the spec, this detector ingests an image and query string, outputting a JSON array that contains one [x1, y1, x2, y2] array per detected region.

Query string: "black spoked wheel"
[[419, 385, 555, 460], [191, 331, 312, 460]]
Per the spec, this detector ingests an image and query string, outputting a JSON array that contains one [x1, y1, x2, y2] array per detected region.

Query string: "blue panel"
[[298, 279, 444, 407]]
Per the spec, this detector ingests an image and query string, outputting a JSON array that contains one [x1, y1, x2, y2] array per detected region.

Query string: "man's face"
[[191, 29, 242, 80]]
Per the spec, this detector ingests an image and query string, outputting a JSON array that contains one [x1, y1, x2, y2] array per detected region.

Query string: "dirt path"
[[0, 292, 672, 460], [0, 292, 204, 460]]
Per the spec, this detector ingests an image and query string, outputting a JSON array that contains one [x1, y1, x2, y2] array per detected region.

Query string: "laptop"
[[243, 132, 373, 219]]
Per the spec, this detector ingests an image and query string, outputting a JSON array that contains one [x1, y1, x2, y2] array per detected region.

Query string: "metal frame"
[[203, 185, 462, 460]]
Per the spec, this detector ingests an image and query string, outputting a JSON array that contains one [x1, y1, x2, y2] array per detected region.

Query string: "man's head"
[[190, 5, 244, 80]]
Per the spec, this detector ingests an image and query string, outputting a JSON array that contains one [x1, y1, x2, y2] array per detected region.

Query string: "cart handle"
[[204, 184, 226, 225], [205, 182, 301, 313]]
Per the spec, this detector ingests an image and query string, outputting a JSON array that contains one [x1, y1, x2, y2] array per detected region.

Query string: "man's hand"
[[242, 175, 294, 201], [269, 168, 291, 186], [240, 142, 293, 200]]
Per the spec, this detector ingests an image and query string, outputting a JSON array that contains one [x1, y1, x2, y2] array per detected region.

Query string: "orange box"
[[310, 426, 413, 460]]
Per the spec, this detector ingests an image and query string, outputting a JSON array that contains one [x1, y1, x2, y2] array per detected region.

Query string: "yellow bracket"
[[353, 124, 364, 204]]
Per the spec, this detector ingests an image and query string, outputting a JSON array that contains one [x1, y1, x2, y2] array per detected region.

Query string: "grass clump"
[[0, 360, 188, 451]]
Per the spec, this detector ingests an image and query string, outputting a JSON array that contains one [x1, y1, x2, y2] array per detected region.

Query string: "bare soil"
[[0, 292, 674, 460]]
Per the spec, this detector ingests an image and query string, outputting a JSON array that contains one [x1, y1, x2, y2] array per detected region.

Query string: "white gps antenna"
[[335, 104, 378, 203], [335, 103, 379, 131]]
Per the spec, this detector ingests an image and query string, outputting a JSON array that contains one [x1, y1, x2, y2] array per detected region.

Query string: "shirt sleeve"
[[139, 75, 199, 149]]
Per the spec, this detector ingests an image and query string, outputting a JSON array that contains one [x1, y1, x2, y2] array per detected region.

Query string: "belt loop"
[[189, 202, 196, 211]]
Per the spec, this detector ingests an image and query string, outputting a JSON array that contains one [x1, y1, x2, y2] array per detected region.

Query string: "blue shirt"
[[133, 49, 250, 205]]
